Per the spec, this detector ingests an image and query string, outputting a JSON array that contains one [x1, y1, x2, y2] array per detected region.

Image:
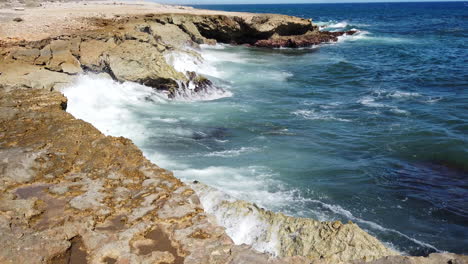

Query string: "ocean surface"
[[64, 2, 468, 256]]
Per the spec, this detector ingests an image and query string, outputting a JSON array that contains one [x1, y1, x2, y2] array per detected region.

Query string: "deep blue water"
[[66, 2, 468, 256]]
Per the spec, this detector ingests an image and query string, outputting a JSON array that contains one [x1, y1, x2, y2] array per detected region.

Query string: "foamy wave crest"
[[293, 109, 350, 122], [390, 108, 409, 115], [316, 20, 370, 31], [172, 79, 233, 102], [358, 96, 387, 108], [358, 94, 410, 114], [387, 91, 422, 99], [164, 49, 233, 101], [316, 20, 349, 31], [200, 43, 228, 50], [189, 183, 279, 255], [62, 74, 168, 144], [337, 31, 412, 44], [337, 30, 370, 42], [165, 50, 222, 78], [174, 166, 304, 212], [204, 147, 260, 158]]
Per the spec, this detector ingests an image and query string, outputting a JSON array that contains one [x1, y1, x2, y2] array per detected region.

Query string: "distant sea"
[[65, 2, 468, 255]]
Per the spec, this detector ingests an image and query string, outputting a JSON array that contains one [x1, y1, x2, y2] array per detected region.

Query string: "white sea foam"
[[200, 43, 228, 50], [172, 79, 233, 102], [204, 147, 260, 158], [163, 49, 234, 101], [147, 150, 191, 170], [62, 74, 167, 145], [258, 70, 294, 82], [293, 109, 351, 122], [173, 165, 306, 214], [330, 21, 348, 29], [316, 20, 349, 31], [388, 91, 422, 99], [164, 50, 223, 79], [337, 30, 370, 42], [189, 183, 279, 256], [390, 108, 409, 115], [62, 72, 230, 146], [358, 96, 386, 108]]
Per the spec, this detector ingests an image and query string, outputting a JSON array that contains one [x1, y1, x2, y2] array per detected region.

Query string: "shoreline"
[[0, 1, 466, 263]]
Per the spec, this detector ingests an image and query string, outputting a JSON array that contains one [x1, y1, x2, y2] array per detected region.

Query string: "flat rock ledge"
[[1, 7, 467, 264]]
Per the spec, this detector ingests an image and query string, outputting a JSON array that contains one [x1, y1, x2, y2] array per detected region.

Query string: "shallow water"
[[64, 2, 467, 255]]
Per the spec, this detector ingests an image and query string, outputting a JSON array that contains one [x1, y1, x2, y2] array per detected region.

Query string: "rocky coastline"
[[0, 1, 466, 263]]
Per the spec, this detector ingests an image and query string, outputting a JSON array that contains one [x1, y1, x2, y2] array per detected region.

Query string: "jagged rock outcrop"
[[190, 183, 399, 263]]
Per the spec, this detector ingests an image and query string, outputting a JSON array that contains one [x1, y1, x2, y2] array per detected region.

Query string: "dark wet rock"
[[255, 30, 358, 48], [188, 14, 316, 45]]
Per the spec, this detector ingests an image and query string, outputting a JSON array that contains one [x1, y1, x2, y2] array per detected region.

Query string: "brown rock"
[[255, 30, 358, 48]]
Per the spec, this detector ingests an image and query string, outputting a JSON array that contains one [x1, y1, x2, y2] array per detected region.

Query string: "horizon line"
[[176, 1, 466, 5]]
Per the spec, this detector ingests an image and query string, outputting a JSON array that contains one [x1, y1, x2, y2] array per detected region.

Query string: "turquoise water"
[[66, 2, 467, 256]]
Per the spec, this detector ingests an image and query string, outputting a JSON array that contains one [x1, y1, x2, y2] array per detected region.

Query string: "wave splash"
[[62, 74, 167, 144], [164, 50, 233, 101]]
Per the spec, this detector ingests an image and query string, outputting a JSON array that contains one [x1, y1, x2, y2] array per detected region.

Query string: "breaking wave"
[[204, 147, 260, 157], [293, 109, 351, 122]]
